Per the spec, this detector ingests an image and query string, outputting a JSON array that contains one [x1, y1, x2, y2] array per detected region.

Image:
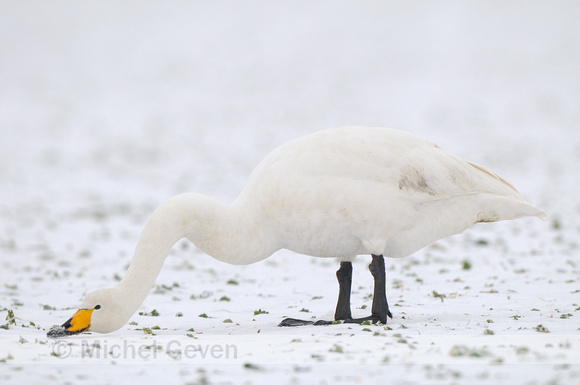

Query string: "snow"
[[1, 1, 579, 384]]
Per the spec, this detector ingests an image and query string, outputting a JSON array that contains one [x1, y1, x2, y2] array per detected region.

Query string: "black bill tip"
[[46, 318, 83, 339], [47, 326, 70, 338]]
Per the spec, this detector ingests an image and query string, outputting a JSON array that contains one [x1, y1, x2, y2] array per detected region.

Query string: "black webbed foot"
[[343, 311, 393, 325], [278, 318, 333, 327]]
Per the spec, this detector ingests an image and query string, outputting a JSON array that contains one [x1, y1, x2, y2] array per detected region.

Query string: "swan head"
[[47, 288, 129, 338]]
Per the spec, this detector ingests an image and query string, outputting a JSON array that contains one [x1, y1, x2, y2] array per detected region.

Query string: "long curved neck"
[[115, 193, 277, 315]]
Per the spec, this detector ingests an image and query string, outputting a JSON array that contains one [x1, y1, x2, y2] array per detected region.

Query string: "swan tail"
[[385, 193, 547, 258], [474, 194, 548, 223]]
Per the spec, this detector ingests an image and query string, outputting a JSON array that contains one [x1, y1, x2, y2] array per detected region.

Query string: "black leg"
[[343, 254, 392, 324], [279, 255, 393, 327], [334, 261, 353, 320], [279, 261, 353, 327], [368, 254, 392, 323]]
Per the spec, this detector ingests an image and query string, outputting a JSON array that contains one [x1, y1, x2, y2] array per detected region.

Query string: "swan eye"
[[94, 305, 101, 310]]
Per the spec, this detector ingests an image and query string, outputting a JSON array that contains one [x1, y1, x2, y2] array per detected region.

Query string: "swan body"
[[47, 127, 546, 336]]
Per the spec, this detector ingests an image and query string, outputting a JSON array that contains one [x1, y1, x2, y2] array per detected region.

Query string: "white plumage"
[[48, 127, 546, 336], [238, 127, 545, 260]]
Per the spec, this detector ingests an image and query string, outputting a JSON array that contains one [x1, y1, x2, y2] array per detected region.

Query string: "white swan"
[[47, 126, 546, 337]]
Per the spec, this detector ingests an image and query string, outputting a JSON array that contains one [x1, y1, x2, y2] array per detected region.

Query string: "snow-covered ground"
[[1, 1, 579, 384]]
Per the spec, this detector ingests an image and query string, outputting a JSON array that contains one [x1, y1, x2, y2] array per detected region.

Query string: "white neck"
[[115, 193, 278, 316]]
